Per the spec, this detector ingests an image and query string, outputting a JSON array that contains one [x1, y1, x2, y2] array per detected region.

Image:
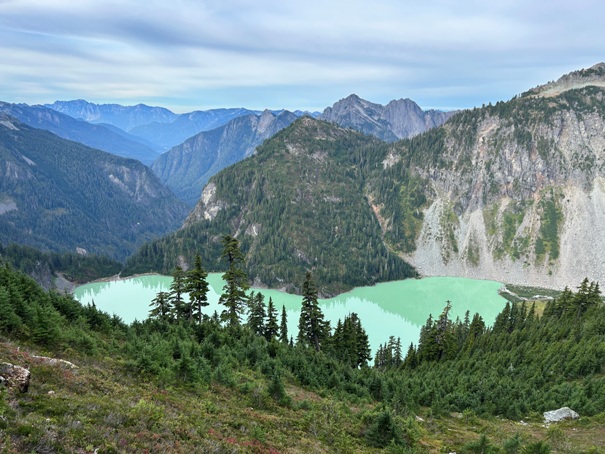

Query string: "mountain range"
[[125, 63, 605, 293], [0, 115, 187, 260], [0, 102, 161, 165]]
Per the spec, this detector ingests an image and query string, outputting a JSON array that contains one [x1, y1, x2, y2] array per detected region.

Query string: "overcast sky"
[[1, 0, 603, 113]]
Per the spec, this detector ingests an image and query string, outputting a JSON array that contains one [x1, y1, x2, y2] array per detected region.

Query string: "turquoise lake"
[[74, 274, 507, 354]]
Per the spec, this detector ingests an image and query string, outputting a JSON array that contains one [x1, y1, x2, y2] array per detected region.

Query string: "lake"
[[74, 274, 507, 355]]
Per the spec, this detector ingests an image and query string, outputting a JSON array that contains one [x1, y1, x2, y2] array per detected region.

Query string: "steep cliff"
[[371, 63, 605, 288]]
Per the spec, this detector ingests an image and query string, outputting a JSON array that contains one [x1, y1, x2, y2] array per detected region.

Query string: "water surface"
[[75, 274, 506, 355]]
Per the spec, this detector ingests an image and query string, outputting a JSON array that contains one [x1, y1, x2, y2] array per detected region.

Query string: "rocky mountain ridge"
[[45, 99, 177, 131], [320, 94, 455, 141], [371, 70, 605, 289]]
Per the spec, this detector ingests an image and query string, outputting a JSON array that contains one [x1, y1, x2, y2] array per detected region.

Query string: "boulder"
[[0, 362, 30, 393], [543, 407, 579, 423]]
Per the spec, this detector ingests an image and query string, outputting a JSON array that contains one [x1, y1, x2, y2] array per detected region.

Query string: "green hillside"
[[125, 118, 416, 295], [1, 257, 604, 452]]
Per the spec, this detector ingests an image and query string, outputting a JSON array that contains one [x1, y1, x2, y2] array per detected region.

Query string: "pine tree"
[[279, 305, 289, 343], [218, 235, 249, 327], [185, 254, 209, 324], [265, 297, 279, 341], [297, 272, 328, 351]]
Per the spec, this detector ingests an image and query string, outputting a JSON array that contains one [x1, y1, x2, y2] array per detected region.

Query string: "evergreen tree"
[[279, 305, 289, 343], [149, 291, 171, 322], [185, 254, 209, 324], [265, 297, 279, 341], [297, 272, 328, 351], [169, 266, 187, 320], [247, 291, 266, 336], [218, 235, 249, 327]]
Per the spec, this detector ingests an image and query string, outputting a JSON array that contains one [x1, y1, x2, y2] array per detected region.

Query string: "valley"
[[2, 63, 605, 453]]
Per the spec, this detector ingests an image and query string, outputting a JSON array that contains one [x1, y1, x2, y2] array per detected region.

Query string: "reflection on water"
[[75, 274, 506, 355]]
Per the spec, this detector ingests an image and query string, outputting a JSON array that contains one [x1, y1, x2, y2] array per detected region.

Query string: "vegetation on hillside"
[[2, 242, 605, 452], [0, 117, 187, 261], [124, 119, 417, 295]]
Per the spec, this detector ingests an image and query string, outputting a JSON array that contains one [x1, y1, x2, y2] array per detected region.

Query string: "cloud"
[[1, 0, 604, 111]]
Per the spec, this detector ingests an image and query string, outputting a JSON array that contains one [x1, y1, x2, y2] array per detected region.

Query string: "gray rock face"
[[320, 94, 454, 142], [543, 407, 579, 422], [0, 362, 30, 393]]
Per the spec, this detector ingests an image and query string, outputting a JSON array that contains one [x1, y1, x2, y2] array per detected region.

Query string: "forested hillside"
[[125, 117, 416, 295], [0, 115, 188, 260], [1, 254, 604, 452]]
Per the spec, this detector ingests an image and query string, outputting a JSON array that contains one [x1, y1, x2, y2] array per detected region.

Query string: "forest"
[[1, 236, 604, 452]]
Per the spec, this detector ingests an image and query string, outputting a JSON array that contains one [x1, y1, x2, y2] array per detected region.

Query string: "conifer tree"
[[279, 305, 289, 343], [185, 254, 209, 324], [169, 266, 187, 320], [149, 291, 171, 322], [265, 297, 279, 341], [247, 291, 266, 336], [218, 235, 249, 327], [297, 272, 328, 351]]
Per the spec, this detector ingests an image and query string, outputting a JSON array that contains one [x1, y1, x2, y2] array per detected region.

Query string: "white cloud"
[[0, 0, 604, 111]]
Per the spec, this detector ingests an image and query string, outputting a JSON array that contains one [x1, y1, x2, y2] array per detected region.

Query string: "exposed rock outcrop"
[[321, 94, 455, 142], [544, 407, 579, 423], [0, 362, 30, 393]]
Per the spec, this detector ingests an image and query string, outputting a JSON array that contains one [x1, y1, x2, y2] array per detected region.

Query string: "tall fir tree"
[[297, 272, 328, 351], [247, 291, 266, 336], [185, 254, 209, 324], [265, 297, 279, 341], [218, 235, 249, 327], [169, 266, 187, 321], [279, 305, 289, 344]]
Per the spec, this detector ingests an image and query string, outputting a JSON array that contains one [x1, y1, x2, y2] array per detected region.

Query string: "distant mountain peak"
[[525, 62, 605, 98], [320, 95, 454, 142]]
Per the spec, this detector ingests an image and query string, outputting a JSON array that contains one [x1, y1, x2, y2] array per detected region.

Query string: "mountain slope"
[[0, 115, 188, 260], [320, 94, 454, 142], [125, 117, 416, 294], [367, 63, 605, 288], [129, 107, 260, 150], [0, 102, 160, 165], [45, 99, 177, 131], [151, 110, 298, 205]]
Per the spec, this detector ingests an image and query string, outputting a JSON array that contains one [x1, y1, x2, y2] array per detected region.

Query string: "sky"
[[1, 0, 604, 113]]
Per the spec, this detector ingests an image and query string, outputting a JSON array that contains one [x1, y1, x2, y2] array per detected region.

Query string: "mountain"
[[45, 99, 178, 131], [127, 63, 605, 292], [0, 102, 160, 165], [151, 110, 299, 206], [367, 62, 605, 289], [128, 108, 260, 150], [320, 94, 455, 142], [125, 117, 416, 295], [0, 115, 188, 260]]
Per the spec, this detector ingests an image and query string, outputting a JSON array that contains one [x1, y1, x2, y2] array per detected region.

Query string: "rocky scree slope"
[[369, 64, 605, 288]]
